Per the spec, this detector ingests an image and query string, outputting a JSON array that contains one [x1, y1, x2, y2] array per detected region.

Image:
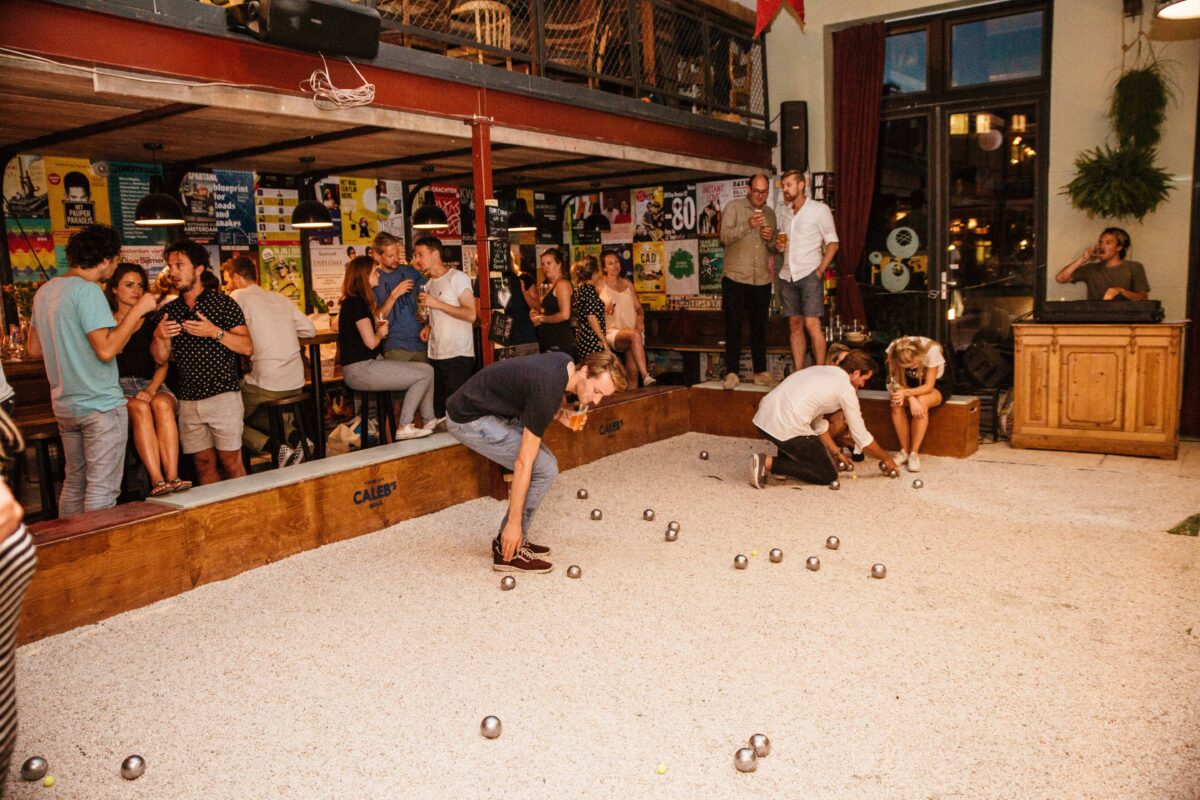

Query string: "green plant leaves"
[[1063, 145, 1173, 221], [1110, 65, 1171, 150]]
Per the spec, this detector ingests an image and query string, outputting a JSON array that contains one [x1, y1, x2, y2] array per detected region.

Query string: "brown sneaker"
[[493, 545, 553, 573]]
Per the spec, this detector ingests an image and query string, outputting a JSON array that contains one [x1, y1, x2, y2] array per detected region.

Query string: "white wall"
[[763, 0, 1199, 319]]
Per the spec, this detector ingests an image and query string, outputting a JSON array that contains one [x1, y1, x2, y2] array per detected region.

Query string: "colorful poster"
[[638, 291, 667, 311], [460, 244, 478, 282], [2, 155, 48, 220], [633, 241, 664, 293], [316, 177, 343, 241], [106, 162, 166, 246], [458, 186, 476, 244], [180, 171, 218, 240], [259, 243, 305, 311], [568, 193, 600, 243], [632, 186, 665, 242], [695, 180, 733, 238], [376, 179, 406, 243], [533, 192, 561, 245], [663, 184, 697, 241], [665, 239, 699, 295], [255, 183, 299, 244], [337, 176, 376, 246], [429, 183, 462, 241], [5, 219, 55, 283], [214, 169, 257, 247], [600, 190, 633, 243], [120, 244, 167, 285], [309, 241, 348, 313], [607, 243, 634, 280], [698, 238, 724, 294], [45, 157, 111, 233], [571, 242, 601, 272]]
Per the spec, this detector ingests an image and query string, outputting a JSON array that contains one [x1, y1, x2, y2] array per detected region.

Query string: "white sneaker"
[[722, 372, 740, 390], [643, 375, 657, 387], [906, 452, 922, 472], [276, 443, 295, 467], [753, 371, 777, 387], [394, 423, 434, 440], [894, 451, 908, 466], [421, 416, 446, 431], [287, 440, 310, 466]]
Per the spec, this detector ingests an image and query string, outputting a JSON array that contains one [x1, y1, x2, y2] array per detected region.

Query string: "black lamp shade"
[[291, 199, 334, 229], [412, 193, 448, 230], [133, 192, 186, 227], [1156, 0, 1200, 17], [506, 199, 538, 232], [583, 207, 611, 233]]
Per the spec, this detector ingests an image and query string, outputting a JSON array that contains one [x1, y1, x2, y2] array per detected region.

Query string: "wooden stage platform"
[[21, 382, 970, 645]]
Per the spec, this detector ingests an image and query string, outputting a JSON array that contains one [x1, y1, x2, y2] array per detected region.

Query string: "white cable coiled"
[[300, 53, 375, 110]]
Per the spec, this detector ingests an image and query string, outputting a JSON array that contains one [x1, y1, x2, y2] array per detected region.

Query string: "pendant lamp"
[[134, 143, 185, 227]]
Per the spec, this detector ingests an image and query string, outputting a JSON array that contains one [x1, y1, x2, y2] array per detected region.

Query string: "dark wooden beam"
[[434, 155, 605, 186], [0, 102, 203, 159], [174, 125, 389, 170], [307, 143, 520, 181]]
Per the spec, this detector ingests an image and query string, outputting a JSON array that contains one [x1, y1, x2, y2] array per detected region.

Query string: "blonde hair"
[[571, 255, 600, 283], [826, 342, 851, 366], [578, 350, 628, 392], [887, 336, 936, 389]]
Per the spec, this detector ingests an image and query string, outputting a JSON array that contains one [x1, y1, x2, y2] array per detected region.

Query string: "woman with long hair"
[[531, 248, 575, 358], [105, 263, 189, 496], [571, 255, 608, 359], [337, 256, 435, 440], [598, 250, 654, 388], [886, 335, 951, 473]]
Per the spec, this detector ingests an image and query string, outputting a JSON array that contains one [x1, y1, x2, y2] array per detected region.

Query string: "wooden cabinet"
[[1012, 323, 1185, 459]]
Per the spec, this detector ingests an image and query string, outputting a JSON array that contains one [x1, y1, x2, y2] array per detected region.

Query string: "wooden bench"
[[689, 382, 980, 458]]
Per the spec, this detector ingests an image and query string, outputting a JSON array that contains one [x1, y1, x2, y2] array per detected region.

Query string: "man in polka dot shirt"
[[151, 240, 253, 484]]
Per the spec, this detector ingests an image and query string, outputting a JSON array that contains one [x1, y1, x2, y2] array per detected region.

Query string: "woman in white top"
[[598, 250, 654, 388], [886, 335, 949, 472]]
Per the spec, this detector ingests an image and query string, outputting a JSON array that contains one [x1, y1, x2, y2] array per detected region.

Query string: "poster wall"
[[600, 190, 633, 243], [259, 243, 304, 311], [214, 169, 257, 247], [309, 242, 349, 312], [45, 157, 111, 274], [698, 238, 724, 294], [632, 186, 665, 242], [662, 184, 697, 240], [633, 240, 665, 311], [429, 183, 462, 242], [255, 183, 298, 243], [107, 162, 166, 246], [5, 220, 54, 283], [338, 176, 377, 246], [665, 239, 699, 296], [180, 171, 218, 240], [695, 180, 731, 238]]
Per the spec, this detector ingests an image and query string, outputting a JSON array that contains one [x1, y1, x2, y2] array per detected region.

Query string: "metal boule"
[[805, 556, 820, 571], [567, 565, 582, 579], [825, 535, 840, 550], [768, 548, 782, 563], [120, 755, 146, 781], [734, 554, 748, 570], [577, 488, 588, 499], [500, 576, 516, 591], [480, 715, 502, 739], [734, 747, 758, 772], [749, 733, 771, 757], [643, 508, 655, 521], [871, 563, 887, 579], [590, 508, 603, 521], [20, 757, 48, 782], [700, 450, 709, 460], [829, 480, 841, 491]]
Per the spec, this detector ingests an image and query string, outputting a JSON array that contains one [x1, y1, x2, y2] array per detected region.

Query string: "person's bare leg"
[[826, 411, 849, 448], [891, 404, 911, 455], [617, 330, 650, 381], [151, 394, 180, 482], [193, 448, 221, 485], [128, 399, 165, 485], [805, 316, 827, 366], [787, 316, 807, 371], [909, 391, 942, 456], [217, 449, 247, 480]]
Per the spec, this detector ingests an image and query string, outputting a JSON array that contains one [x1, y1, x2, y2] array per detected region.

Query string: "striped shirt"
[[0, 522, 37, 783]]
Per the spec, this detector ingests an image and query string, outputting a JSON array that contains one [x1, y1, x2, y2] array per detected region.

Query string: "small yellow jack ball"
[[750, 549, 758, 557], [851, 474, 858, 480], [43, 775, 56, 788], [656, 763, 667, 775]]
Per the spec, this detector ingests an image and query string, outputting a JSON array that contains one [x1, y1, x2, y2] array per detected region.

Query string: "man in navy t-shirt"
[[371, 231, 427, 362], [446, 351, 627, 573]]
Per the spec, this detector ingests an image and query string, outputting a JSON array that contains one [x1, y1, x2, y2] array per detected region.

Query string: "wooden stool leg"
[[268, 406, 283, 468], [292, 403, 313, 461], [35, 439, 58, 519], [359, 391, 373, 450]]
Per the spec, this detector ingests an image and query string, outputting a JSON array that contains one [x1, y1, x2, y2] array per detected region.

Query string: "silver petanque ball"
[[577, 488, 588, 500], [826, 535, 840, 551], [500, 575, 516, 591], [120, 755, 146, 781], [665, 528, 678, 542], [768, 548, 783, 563], [480, 716, 502, 739], [590, 508, 603, 521], [20, 757, 48, 781], [806, 556, 820, 571], [887, 469, 899, 479], [829, 480, 841, 491], [700, 450, 709, 460], [871, 563, 887, 579], [749, 733, 771, 757], [734, 747, 758, 773], [838, 460, 850, 472], [734, 554, 749, 570], [643, 508, 655, 522], [567, 565, 582, 579], [667, 520, 681, 532], [912, 479, 924, 489], [878, 460, 890, 473]]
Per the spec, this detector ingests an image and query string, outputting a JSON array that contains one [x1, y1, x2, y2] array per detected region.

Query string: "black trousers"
[[431, 356, 476, 419], [722, 277, 771, 375], [758, 425, 838, 485]]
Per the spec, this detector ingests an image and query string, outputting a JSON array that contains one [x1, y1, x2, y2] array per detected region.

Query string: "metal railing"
[[375, 0, 767, 127]]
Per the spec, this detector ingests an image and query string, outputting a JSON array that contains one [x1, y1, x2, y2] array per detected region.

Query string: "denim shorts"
[[779, 271, 824, 318], [118, 376, 176, 404]]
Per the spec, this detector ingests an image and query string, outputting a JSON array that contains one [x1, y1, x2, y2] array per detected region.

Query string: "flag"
[[755, 0, 805, 38]]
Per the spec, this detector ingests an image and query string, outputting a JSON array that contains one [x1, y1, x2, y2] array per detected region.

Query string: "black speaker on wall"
[[780, 101, 809, 173], [228, 0, 381, 59]]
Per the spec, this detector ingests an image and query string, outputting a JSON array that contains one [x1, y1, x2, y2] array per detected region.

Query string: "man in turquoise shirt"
[[28, 224, 157, 516]]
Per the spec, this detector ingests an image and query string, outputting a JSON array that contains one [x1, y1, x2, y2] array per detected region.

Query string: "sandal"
[[149, 481, 173, 497], [168, 479, 192, 493]]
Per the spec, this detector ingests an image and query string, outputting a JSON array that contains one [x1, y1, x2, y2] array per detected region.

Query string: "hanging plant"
[[1065, 145, 1173, 221], [1063, 21, 1175, 222]]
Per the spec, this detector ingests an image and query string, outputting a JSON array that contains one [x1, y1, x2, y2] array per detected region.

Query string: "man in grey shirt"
[[719, 174, 781, 389]]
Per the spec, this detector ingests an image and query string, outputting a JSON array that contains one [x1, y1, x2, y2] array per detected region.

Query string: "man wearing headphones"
[[1055, 227, 1150, 301]]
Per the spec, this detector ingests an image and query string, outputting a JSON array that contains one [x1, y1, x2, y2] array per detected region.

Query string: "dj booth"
[[1012, 303, 1185, 459]]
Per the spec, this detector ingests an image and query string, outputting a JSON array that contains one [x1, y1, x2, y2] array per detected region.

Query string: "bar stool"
[[262, 392, 315, 467], [355, 390, 396, 449], [17, 424, 62, 521]]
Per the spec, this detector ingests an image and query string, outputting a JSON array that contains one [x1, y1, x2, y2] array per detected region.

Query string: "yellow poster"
[[339, 176, 378, 246], [44, 157, 111, 233], [633, 241, 665, 293]]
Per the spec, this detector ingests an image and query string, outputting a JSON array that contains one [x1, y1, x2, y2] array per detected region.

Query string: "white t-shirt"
[[752, 365, 874, 450], [782, 199, 838, 282], [886, 336, 946, 381], [426, 268, 475, 360], [230, 284, 317, 391]]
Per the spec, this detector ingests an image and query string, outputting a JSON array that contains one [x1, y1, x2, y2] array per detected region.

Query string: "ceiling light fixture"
[[412, 191, 448, 230], [1155, 0, 1200, 18], [133, 143, 186, 227]]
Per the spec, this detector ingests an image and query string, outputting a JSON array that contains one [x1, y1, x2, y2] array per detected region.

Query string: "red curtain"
[[831, 22, 886, 328]]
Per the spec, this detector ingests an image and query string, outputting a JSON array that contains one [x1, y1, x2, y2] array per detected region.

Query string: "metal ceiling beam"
[[0, 102, 203, 159], [515, 165, 723, 192], [433, 155, 606, 186], [174, 125, 390, 170], [305, 143, 520, 181]]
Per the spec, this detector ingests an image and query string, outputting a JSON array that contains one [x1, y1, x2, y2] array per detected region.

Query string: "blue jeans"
[[57, 405, 128, 517], [447, 415, 558, 544]]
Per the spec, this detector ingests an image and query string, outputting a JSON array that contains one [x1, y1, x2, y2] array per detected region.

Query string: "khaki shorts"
[[383, 348, 428, 364], [179, 391, 244, 454]]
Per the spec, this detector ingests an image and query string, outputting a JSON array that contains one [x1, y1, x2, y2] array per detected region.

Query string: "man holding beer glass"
[[778, 170, 839, 370], [446, 351, 627, 573]]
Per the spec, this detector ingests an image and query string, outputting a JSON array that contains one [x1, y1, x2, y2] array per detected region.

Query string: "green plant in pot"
[[1064, 59, 1175, 221]]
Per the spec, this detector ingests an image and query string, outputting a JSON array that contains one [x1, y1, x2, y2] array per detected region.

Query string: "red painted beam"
[[0, 1, 771, 168]]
